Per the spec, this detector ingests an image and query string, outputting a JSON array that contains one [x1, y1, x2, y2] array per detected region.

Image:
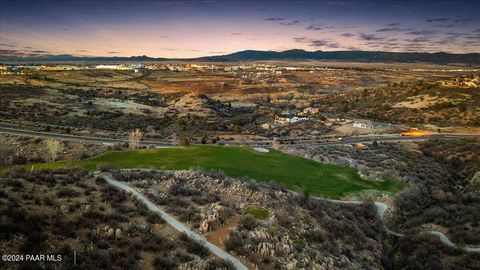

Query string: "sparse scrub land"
[[279, 139, 480, 248], [112, 169, 389, 269], [1, 67, 479, 269], [0, 168, 230, 269], [3, 69, 478, 142], [111, 169, 478, 269], [315, 80, 480, 127], [0, 134, 104, 165]]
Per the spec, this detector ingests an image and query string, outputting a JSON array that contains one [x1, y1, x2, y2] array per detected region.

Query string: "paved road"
[[97, 173, 249, 270], [1, 124, 477, 148], [0, 125, 173, 147], [275, 133, 479, 147]]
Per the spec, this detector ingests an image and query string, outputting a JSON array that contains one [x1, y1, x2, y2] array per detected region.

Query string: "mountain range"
[[1, 49, 480, 65]]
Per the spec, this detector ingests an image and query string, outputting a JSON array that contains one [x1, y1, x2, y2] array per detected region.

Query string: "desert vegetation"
[[2, 68, 477, 143], [314, 80, 480, 127], [278, 138, 480, 248], [43, 138, 64, 162], [1, 65, 479, 269], [128, 129, 143, 149], [0, 168, 233, 269], [109, 168, 479, 269], [0, 134, 105, 166], [110, 169, 387, 269]]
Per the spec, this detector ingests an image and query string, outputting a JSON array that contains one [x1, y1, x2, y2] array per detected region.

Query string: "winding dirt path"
[[96, 172, 249, 270]]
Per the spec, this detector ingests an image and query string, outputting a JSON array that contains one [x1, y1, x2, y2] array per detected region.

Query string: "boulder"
[[286, 261, 296, 270], [107, 228, 115, 237], [115, 228, 122, 238], [256, 242, 274, 256], [199, 220, 209, 233]]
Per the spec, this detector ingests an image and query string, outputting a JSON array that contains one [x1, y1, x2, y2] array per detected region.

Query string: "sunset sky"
[[1, 0, 479, 58]]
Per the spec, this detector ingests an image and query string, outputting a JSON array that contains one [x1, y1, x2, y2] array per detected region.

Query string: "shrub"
[[0, 138, 12, 166], [224, 231, 244, 252], [0, 189, 7, 199], [95, 176, 106, 185], [146, 212, 164, 224], [100, 186, 127, 205], [169, 183, 200, 196], [239, 215, 259, 231], [304, 229, 326, 242], [205, 259, 235, 270], [141, 233, 173, 252], [57, 187, 81, 198], [179, 233, 209, 257], [172, 250, 193, 264], [12, 155, 27, 165], [179, 136, 190, 146], [275, 209, 290, 226], [153, 255, 177, 270], [201, 134, 208, 144], [5, 179, 25, 191]]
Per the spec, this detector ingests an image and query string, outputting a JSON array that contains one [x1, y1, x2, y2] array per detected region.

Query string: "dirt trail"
[[206, 215, 240, 249]]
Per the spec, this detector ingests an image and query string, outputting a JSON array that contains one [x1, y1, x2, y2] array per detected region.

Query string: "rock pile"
[[199, 202, 224, 233]]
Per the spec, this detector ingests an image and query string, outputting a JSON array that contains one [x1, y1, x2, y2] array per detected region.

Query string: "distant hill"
[[1, 49, 479, 64], [198, 49, 480, 64]]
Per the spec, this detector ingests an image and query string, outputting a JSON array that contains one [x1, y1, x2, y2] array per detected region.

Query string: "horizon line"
[[1, 48, 480, 61]]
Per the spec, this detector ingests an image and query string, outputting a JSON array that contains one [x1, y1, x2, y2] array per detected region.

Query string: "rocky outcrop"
[[118, 169, 387, 270], [256, 242, 275, 256], [199, 202, 224, 233], [249, 228, 271, 240]]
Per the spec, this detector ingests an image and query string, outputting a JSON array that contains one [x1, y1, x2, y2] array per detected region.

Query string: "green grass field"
[[244, 206, 270, 220], [2, 146, 404, 198]]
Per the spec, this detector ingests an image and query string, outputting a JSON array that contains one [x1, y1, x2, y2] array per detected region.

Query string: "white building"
[[353, 119, 374, 129], [95, 64, 118, 69]]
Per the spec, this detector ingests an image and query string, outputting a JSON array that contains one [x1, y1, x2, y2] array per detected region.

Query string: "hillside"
[[199, 50, 480, 65], [0, 168, 231, 269], [315, 77, 480, 127]]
